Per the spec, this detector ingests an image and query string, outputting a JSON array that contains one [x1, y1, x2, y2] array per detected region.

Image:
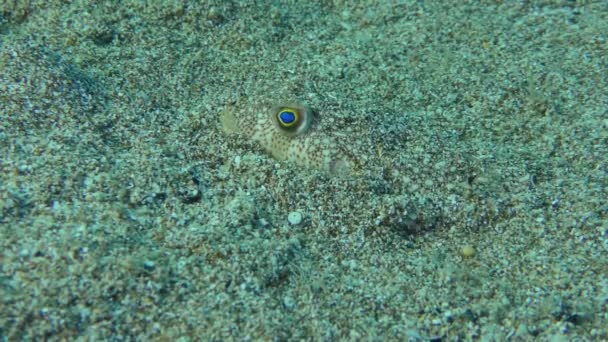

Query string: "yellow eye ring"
[[271, 104, 313, 137]]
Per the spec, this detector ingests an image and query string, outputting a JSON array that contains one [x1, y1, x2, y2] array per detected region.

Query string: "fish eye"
[[277, 108, 299, 127], [271, 103, 314, 137]]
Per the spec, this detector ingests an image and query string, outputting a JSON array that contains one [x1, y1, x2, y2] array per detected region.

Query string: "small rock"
[[462, 245, 475, 257], [143, 260, 156, 271], [283, 296, 296, 310], [287, 211, 303, 225], [207, 7, 225, 25], [443, 310, 454, 323]]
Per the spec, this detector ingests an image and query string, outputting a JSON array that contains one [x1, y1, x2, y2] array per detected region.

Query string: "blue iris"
[[279, 111, 296, 124]]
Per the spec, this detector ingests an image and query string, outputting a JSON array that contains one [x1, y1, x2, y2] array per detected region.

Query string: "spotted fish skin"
[[220, 101, 354, 174]]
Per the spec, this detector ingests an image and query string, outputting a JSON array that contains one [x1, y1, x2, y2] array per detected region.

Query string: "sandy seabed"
[[1, 1, 607, 340]]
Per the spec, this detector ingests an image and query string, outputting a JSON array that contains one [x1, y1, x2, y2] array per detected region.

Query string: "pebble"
[[283, 296, 296, 310], [462, 245, 475, 257], [143, 260, 156, 271], [287, 211, 303, 225]]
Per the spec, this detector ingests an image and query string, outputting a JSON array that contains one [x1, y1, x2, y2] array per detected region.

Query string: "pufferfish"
[[220, 100, 355, 174]]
